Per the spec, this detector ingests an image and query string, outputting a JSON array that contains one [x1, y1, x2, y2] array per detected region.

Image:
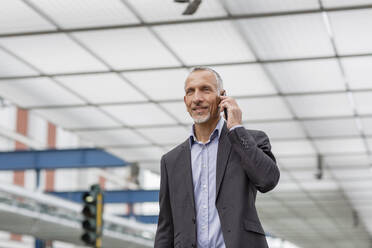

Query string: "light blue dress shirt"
[[189, 117, 241, 248]]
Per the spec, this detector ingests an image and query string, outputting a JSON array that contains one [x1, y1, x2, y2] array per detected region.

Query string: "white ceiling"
[[1, 0, 372, 247]]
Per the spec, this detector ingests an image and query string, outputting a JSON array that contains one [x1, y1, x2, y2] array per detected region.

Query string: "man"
[[154, 67, 280, 248]]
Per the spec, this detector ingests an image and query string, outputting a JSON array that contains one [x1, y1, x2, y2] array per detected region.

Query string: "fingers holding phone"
[[218, 95, 242, 130]]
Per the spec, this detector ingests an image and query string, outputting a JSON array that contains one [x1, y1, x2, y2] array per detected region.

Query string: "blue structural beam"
[[48, 189, 159, 203], [122, 215, 158, 224], [0, 148, 129, 170]]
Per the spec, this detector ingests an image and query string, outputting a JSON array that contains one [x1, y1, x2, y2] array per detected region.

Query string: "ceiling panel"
[[160, 102, 193, 124], [367, 138, 372, 152], [29, 0, 139, 28], [123, 69, 188, 101], [352, 91, 372, 115], [266, 59, 345, 93], [224, 0, 319, 15], [57, 73, 146, 103], [274, 181, 301, 192], [0, 136, 13, 151], [277, 156, 317, 169], [287, 93, 354, 118], [237, 96, 293, 121], [0, 49, 39, 77], [340, 179, 372, 190], [0, 0, 56, 34], [321, 0, 372, 8], [108, 146, 165, 162], [314, 137, 367, 154], [237, 13, 334, 60], [300, 180, 339, 191], [33, 107, 119, 129], [153, 21, 256, 65], [360, 117, 372, 134], [244, 120, 306, 139], [0, 78, 84, 108], [329, 9, 372, 55], [303, 118, 360, 138], [332, 168, 372, 180], [291, 171, 331, 181], [72, 27, 181, 70], [213, 64, 277, 96], [341, 57, 372, 90], [74, 129, 151, 147], [101, 103, 177, 126], [127, 0, 227, 22], [324, 154, 371, 167], [136, 126, 189, 145], [0, 34, 107, 74], [270, 140, 316, 156]]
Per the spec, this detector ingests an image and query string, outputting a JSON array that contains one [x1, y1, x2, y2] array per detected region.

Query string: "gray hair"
[[185, 66, 224, 94]]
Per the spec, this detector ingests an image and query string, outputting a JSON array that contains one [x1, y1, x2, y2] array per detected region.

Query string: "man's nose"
[[192, 90, 204, 102]]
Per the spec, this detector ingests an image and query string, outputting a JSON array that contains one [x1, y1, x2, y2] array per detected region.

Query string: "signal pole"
[[81, 184, 104, 248]]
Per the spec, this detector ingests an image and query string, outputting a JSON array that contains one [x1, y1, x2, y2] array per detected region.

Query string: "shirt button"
[[203, 205, 207, 209]]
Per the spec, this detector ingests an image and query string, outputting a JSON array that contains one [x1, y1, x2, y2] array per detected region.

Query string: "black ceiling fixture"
[[175, 0, 202, 15]]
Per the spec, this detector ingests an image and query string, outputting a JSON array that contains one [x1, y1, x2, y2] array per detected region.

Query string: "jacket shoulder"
[[243, 128, 267, 138], [162, 140, 188, 162]]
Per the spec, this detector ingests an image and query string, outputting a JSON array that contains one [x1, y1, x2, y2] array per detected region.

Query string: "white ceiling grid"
[[0, 0, 372, 247]]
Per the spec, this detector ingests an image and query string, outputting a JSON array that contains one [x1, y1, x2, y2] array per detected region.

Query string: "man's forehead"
[[185, 70, 218, 87]]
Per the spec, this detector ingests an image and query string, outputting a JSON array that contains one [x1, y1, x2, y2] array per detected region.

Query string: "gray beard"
[[192, 112, 211, 124]]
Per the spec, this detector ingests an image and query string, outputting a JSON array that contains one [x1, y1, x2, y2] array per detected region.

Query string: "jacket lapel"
[[181, 140, 196, 210], [215, 123, 232, 202]]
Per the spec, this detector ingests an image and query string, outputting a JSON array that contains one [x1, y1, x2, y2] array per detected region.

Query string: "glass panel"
[[0, 0, 56, 34], [72, 28, 181, 70], [136, 126, 189, 145], [237, 96, 293, 121], [237, 13, 334, 60], [213, 64, 277, 96], [101, 103, 177, 126], [287, 93, 353, 118], [75, 129, 151, 147], [123, 69, 188, 101], [225, 0, 319, 15], [154, 21, 256, 65], [341, 57, 372, 90], [244, 121, 306, 139], [0, 34, 107, 74], [0, 49, 39, 77], [329, 9, 372, 55], [303, 118, 360, 137], [29, 0, 139, 28], [0, 77, 84, 107], [34, 107, 120, 129], [57, 73, 146, 104], [314, 137, 367, 153], [266, 59, 345, 93]]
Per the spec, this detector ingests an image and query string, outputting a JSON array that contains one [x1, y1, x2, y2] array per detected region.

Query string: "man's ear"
[[220, 89, 226, 96]]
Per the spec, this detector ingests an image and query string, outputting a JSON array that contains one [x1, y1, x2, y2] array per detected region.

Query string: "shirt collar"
[[189, 117, 225, 146]]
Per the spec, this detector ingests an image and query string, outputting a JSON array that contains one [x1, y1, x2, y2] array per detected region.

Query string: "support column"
[[39, 123, 57, 248], [11, 108, 28, 241]]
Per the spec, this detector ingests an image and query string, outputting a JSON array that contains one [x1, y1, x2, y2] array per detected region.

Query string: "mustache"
[[191, 105, 209, 110]]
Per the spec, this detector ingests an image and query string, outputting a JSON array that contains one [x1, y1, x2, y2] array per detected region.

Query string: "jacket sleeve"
[[154, 155, 174, 247], [227, 127, 280, 193]]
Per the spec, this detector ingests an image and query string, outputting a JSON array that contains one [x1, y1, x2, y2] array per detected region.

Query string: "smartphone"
[[222, 92, 228, 120]]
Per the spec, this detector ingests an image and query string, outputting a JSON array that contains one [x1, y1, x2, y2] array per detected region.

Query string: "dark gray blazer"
[[154, 124, 280, 248]]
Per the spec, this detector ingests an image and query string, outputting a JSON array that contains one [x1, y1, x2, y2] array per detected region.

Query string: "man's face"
[[184, 70, 220, 124]]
